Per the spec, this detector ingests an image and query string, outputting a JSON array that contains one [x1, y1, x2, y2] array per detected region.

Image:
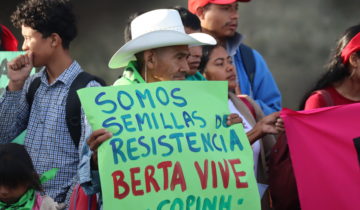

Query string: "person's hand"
[[87, 128, 112, 169], [226, 113, 243, 126], [234, 85, 242, 95], [258, 112, 283, 135], [275, 116, 285, 133], [247, 112, 283, 144], [7, 53, 33, 91]]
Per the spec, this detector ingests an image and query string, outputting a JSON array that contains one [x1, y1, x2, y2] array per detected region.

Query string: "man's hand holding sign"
[[78, 81, 262, 210]]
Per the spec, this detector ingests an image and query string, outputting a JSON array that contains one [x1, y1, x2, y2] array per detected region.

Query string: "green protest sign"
[[0, 51, 35, 144], [78, 81, 261, 210]]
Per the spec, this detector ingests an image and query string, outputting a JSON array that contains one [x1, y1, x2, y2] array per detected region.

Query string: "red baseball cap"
[[188, 0, 251, 14]]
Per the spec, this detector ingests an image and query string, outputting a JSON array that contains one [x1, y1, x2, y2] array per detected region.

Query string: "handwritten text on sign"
[[78, 81, 260, 210]]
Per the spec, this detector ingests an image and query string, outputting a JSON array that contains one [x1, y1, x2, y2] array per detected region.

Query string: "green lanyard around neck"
[[0, 168, 58, 210]]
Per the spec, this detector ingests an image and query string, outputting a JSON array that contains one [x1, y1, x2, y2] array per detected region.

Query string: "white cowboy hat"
[[108, 9, 217, 69]]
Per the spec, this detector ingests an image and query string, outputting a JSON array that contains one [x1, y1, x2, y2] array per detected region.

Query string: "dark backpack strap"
[[239, 44, 256, 86], [26, 77, 42, 109], [66, 72, 106, 148]]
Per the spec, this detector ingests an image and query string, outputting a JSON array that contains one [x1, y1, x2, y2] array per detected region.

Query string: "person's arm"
[[251, 50, 282, 115], [78, 127, 112, 195], [7, 53, 33, 91], [63, 80, 103, 204], [226, 111, 284, 144], [246, 112, 284, 144], [77, 80, 111, 196], [226, 113, 243, 126], [0, 54, 34, 142], [78, 134, 102, 195], [77, 79, 112, 195]]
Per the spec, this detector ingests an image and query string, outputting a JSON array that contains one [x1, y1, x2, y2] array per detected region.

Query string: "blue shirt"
[[0, 61, 100, 203], [227, 33, 282, 115]]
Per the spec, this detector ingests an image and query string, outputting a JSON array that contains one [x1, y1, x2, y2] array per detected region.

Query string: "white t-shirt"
[[228, 99, 261, 177]]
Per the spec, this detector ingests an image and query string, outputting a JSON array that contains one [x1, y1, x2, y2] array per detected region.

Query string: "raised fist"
[[7, 52, 33, 91]]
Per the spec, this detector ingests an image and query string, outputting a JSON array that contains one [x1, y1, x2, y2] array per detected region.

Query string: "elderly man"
[[78, 9, 216, 208], [110, 9, 216, 85], [188, 0, 282, 115]]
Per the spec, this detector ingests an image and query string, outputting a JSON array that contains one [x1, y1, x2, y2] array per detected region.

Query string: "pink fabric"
[[281, 103, 360, 210], [32, 193, 43, 210]]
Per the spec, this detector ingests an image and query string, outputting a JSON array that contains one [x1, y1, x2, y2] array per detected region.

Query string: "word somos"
[[95, 87, 187, 113]]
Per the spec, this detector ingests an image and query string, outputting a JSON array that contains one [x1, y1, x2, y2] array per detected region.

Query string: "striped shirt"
[[0, 61, 100, 203]]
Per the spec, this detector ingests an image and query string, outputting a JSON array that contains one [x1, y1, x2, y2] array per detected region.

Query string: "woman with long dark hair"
[[198, 44, 284, 209], [300, 24, 360, 110]]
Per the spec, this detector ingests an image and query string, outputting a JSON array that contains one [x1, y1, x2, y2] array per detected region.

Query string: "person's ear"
[[349, 53, 359, 68], [49, 33, 61, 48], [144, 50, 156, 70], [196, 6, 206, 20]]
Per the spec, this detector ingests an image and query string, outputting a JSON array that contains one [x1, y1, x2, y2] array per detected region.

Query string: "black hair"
[[124, 11, 145, 71], [124, 12, 145, 43], [299, 24, 360, 109], [173, 6, 201, 31], [11, 0, 77, 49], [0, 143, 42, 191], [198, 44, 221, 74]]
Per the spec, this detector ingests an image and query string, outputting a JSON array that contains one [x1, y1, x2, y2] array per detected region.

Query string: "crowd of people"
[[0, 0, 359, 209]]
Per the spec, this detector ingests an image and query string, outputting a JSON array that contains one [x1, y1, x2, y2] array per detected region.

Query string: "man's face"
[[187, 46, 202, 75], [21, 25, 53, 67], [148, 45, 190, 82], [200, 2, 239, 39], [184, 27, 202, 75]]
